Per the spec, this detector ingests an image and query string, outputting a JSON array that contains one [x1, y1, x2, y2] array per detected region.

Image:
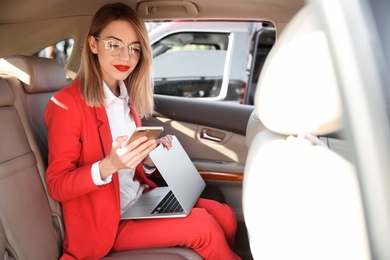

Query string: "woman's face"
[[89, 20, 140, 90]]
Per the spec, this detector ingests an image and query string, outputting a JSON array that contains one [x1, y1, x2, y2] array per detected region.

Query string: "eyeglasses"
[[95, 37, 143, 60]]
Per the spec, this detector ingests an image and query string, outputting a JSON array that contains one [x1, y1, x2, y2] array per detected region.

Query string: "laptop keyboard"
[[151, 190, 184, 214]]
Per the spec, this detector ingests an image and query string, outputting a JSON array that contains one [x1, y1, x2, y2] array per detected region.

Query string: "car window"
[[244, 29, 276, 105], [153, 31, 229, 99], [34, 39, 74, 67], [147, 21, 274, 104]]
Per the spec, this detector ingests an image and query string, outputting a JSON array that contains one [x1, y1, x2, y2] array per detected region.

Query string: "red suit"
[[45, 81, 239, 259]]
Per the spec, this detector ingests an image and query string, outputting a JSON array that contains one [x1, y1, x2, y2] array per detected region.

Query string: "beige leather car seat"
[[243, 4, 370, 260], [0, 55, 67, 167], [0, 76, 61, 259], [1, 56, 68, 252], [0, 55, 202, 259]]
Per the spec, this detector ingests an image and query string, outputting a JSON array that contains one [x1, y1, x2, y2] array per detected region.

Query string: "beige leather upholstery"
[[255, 13, 342, 136], [1, 56, 67, 252], [0, 56, 203, 259], [0, 55, 67, 166], [245, 110, 265, 148], [243, 4, 370, 260], [0, 55, 67, 93], [0, 77, 61, 259], [0, 223, 6, 259]]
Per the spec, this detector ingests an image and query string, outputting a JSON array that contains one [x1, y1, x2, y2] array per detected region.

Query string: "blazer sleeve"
[[44, 87, 103, 202]]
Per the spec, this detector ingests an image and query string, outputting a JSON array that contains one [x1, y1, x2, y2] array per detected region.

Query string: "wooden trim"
[[199, 171, 243, 182], [151, 170, 243, 182]]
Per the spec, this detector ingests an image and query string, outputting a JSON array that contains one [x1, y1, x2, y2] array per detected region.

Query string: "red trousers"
[[112, 198, 241, 260]]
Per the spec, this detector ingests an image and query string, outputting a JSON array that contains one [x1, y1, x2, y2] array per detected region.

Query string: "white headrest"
[[255, 6, 343, 136]]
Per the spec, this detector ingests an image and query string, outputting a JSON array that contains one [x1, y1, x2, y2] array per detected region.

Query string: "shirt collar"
[[103, 80, 130, 105]]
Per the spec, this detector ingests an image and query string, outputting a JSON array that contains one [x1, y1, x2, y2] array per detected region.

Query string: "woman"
[[44, 2, 240, 260]]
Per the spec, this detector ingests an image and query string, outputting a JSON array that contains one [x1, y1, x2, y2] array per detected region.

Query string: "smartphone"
[[126, 126, 164, 146]]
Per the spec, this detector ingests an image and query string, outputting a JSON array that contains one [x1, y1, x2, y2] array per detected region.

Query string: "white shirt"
[[91, 81, 153, 215]]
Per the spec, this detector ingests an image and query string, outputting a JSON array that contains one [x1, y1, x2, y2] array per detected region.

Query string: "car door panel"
[[143, 95, 252, 165], [144, 117, 248, 163], [142, 95, 253, 218], [149, 95, 253, 135]]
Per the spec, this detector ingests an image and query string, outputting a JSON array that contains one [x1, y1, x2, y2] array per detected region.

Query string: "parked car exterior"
[[148, 21, 276, 104]]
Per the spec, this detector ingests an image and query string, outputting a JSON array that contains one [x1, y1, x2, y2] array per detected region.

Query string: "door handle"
[[200, 128, 226, 142]]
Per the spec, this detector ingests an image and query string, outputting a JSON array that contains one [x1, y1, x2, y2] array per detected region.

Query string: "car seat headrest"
[[255, 7, 343, 136], [0, 55, 67, 94]]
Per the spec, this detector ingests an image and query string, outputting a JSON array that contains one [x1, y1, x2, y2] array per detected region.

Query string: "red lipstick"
[[114, 65, 130, 72]]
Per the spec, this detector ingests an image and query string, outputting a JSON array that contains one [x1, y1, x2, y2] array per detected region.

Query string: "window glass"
[[244, 29, 276, 105], [152, 32, 229, 99], [34, 39, 74, 67], [146, 21, 274, 104]]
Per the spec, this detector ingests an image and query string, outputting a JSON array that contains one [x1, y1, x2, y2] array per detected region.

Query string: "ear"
[[88, 36, 98, 54]]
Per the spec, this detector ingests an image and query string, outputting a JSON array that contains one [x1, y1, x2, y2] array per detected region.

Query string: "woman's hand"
[[99, 135, 157, 179], [142, 134, 173, 168], [157, 134, 173, 150]]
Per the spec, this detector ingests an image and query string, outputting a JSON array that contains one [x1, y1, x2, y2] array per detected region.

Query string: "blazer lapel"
[[94, 106, 121, 205], [94, 106, 112, 157]]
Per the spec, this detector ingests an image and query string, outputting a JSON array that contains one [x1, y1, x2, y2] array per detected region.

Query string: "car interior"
[[1, 0, 390, 259]]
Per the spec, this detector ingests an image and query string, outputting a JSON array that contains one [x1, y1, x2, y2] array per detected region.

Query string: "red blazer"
[[44, 80, 156, 259]]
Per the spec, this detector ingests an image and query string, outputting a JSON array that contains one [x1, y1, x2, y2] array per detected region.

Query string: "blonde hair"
[[77, 2, 154, 118]]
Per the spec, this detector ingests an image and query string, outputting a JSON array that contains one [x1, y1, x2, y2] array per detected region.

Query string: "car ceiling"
[[0, 0, 304, 69], [1, 0, 304, 22]]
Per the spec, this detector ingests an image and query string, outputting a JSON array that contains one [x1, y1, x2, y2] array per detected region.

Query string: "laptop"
[[121, 135, 206, 219]]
